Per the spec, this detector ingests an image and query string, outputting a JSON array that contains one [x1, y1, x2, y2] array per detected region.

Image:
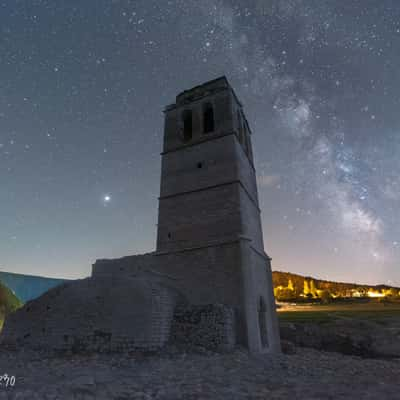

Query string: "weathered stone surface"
[[1, 271, 181, 352], [170, 304, 236, 351], [280, 318, 400, 359], [0, 348, 399, 399]]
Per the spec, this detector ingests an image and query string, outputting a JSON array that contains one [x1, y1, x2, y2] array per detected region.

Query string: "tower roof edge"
[[165, 76, 243, 111], [177, 76, 229, 97]]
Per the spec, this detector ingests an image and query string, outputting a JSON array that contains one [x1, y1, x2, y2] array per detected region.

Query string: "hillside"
[[0, 281, 23, 328], [0, 268, 398, 304], [273, 270, 400, 301], [0, 271, 67, 303]]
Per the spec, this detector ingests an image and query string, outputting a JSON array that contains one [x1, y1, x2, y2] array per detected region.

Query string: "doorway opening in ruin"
[[258, 296, 268, 348]]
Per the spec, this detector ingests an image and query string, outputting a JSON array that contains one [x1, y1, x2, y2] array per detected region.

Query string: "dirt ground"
[[0, 345, 398, 399]]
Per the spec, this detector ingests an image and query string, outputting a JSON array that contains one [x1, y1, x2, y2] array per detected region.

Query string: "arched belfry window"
[[203, 103, 214, 134], [258, 296, 268, 348], [182, 110, 193, 142]]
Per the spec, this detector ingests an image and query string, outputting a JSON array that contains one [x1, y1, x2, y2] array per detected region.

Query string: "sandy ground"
[[0, 346, 398, 399]]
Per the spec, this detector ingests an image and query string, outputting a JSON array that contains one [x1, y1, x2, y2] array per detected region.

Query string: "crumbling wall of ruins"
[[93, 242, 247, 345], [1, 272, 181, 352], [170, 304, 236, 351], [1, 250, 242, 354]]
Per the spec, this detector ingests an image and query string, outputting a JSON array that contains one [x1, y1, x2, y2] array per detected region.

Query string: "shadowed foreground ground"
[[0, 346, 398, 399]]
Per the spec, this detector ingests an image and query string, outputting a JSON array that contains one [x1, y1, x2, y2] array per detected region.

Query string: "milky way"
[[0, 1, 399, 284]]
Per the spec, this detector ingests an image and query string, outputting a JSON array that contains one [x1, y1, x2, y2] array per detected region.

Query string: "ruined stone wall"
[[170, 304, 236, 352], [1, 242, 280, 354], [93, 243, 244, 309], [1, 274, 180, 353], [248, 245, 281, 353], [93, 253, 156, 277], [155, 243, 243, 309], [92, 241, 248, 345]]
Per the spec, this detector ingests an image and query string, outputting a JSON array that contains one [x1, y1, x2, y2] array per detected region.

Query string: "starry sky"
[[1, 0, 399, 285]]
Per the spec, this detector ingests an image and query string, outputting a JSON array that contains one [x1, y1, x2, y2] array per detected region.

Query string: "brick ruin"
[[1, 77, 281, 354]]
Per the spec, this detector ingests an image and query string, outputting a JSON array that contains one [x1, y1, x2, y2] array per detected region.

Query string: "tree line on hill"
[[272, 271, 400, 302], [0, 281, 22, 329]]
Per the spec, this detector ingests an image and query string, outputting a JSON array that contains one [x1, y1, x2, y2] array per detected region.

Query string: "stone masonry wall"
[[93, 242, 247, 345], [1, 274, 181, 353], [157, 180, 243, 253], [170, 304, 236, 352]]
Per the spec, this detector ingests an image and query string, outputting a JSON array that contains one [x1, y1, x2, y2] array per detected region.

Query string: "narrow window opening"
[[197, 162, 203, 169], [183, 110, 193, 142], [167, 232, 172, 239], [203, 103, 214, 133], [258, 297, 269, 348]]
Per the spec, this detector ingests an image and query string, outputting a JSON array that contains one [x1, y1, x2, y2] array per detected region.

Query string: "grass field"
[[277, 301, 400, 323]]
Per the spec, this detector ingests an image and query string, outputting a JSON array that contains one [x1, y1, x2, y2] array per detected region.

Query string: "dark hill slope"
[[0, 271, 68, 303], [0, 281, 22, 326]]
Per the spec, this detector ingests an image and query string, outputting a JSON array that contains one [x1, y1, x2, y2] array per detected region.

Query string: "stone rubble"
[[280, 317, 400, 358], [0, 346, 398, 399]]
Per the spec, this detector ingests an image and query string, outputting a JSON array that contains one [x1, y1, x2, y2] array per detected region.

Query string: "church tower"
[[156, 77, 280, 353], [3, 77, 280, 355], [157, 77, 263, 253]]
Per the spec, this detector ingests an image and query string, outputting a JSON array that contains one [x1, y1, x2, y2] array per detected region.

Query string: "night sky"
[[1, 1, 399, 285]]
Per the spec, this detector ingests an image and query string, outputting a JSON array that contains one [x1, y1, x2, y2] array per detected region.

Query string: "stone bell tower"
[[157, 77, 264, 254], [156, 77, 281, 353], [2, 76, 280, 355]]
